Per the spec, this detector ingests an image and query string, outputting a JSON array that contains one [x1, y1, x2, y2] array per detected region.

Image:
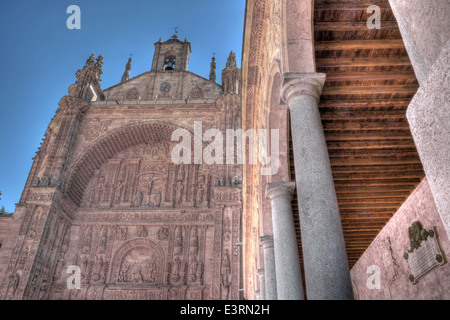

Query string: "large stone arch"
[[64, 120, 196, 206]]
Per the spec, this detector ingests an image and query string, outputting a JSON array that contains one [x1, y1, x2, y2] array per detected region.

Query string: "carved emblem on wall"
[[159, 82, 171, 93], [403, 221, 446, 284], [158, 227, 169, 241], [82, 119, 112, 140], [137, 225, 148, 237], [30, 192, 53, 202]]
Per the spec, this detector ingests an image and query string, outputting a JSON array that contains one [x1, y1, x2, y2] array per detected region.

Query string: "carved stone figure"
[[147, 261, 157, 282], [221, 249, 232, 299], [171, 257, 182, 282], [131, 191, 143, 208], [80, 254, 90, 280], [91, 255, 104, 283], [94, 176, 105, 205], [98, 227, 108, 254], [154, 191, 161, 208], [144, 177, 158, 206], [130, 262, 143, 283], [137, 225, 148, 237], [119, 260, 131, 283], [115, 226, 127, 241], [174, 226, 183, 255], [195, 176, 206, 207], [82, 227, 93, 254], [6, 272, 20, 299], [112, 181, 124, 205], [53, 255, 66, 281], [189, 256, 199, 282], [32, 177, 40, 187], [224, 214, 232, 242], [38, 278, 48, 300], [174, 180, 184, 206], [41, 176, 51, 187], [232, 176, 242, 186], [158, 227, 169, 240], [226, 51, 237, 68]]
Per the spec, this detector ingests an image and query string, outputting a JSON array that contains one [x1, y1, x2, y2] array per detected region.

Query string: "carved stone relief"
[[403, 221, 446, 284], [81, 143, 215, 210]]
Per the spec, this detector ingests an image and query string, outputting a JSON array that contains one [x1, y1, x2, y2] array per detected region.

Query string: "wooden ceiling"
[[291, 0, 425, 270]]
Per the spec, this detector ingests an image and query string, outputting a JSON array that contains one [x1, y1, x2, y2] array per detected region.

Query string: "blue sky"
[[0, 0, 246, 213]]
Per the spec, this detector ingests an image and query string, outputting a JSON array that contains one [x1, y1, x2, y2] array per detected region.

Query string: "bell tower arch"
[[151, 34, 191, 72]]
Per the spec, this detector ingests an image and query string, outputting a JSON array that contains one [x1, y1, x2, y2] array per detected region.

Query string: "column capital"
[[265, 181, 296, 202], [281, 72, 326, 104], [259, 235, 274, 248]]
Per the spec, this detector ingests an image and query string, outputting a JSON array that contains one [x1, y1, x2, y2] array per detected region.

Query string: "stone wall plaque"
[[404, 222, 446, 284]]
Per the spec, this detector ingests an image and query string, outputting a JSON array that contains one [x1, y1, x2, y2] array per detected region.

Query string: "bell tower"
[[151, 34, 191, 71]]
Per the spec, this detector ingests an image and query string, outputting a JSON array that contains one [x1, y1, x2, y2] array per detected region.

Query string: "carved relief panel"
[[81, 143, 215, 210]]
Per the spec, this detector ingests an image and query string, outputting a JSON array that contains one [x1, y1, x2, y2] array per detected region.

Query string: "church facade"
[[0, 35, 243, 300]]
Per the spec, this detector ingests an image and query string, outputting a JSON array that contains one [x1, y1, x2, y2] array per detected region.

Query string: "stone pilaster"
[[281, 72, 353, 300], [265, 181, 304, 300], [259, 236, 277, 300]]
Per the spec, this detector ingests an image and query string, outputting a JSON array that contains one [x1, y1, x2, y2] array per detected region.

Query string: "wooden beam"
[[325, 71, 417, 82], [341, 221, 389, 228], [331, 164, 424, 172], [315, 0, 391, 10], [315, 21, 399, 31], [315, 40, 405, 51], [336, 185, 418, 193], [336, 191, 411, 199], [334, 178, 422, 187], [322, 120, 411, 131], [338, 197, 406, 204], [330, 156, 422, 166], [328, 150, 420, 159], [339, 203, 402, 209], [321, 84, 419, 96], [326, 140, 416, 150], [319, 99, 412, 108], [321, 110, 408, 121], [316, 56, 411, 67], [332, 170, 425, 180], [325, 131, 415, 142]]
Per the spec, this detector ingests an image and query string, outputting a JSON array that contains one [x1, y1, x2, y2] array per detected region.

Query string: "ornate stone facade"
[[0, 35, 242, 300]]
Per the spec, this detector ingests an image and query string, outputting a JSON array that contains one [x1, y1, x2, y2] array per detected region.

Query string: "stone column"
[[257, 268, 266, 300], [265, 182, 304, 300], [259, 236, 277, 300], [281, 72, 353, 300]]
